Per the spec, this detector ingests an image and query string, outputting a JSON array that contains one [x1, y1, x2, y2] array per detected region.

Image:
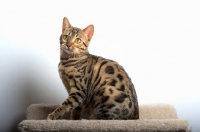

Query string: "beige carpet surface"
[[18, 104, 191, 132]]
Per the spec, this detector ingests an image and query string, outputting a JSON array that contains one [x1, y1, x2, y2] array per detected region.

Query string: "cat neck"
[[60, 50, 89, 60]]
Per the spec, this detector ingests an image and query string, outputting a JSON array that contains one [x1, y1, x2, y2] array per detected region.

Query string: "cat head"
[[60, 17, 94, 56]]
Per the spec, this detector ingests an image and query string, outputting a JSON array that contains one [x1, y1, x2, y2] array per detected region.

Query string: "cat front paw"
[[47, 112, 63, 120], [47, 113, 59, 120]]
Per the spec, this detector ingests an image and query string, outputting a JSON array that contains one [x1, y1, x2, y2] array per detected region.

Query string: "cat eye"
[[75, 38, 81, 44], [63, 35, 69, 40]]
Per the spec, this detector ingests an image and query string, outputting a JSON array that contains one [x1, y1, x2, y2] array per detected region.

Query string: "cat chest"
[[58, 63, 88, 84]]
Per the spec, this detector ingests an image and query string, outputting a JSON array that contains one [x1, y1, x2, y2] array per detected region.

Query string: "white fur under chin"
[[64, 49, 73, 54]]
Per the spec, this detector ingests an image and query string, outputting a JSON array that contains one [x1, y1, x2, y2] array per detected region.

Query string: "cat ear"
[[62, 17, 71, 32], [83, 25, 94, 41]]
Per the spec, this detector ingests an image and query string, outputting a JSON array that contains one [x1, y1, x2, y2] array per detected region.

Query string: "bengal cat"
[[47, 17, 139, 120]]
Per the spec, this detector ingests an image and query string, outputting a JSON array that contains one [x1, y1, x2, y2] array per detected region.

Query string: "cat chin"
[[65, 49, 73, 54], [61, 48, 79, 55], [63, 49, 74, 54]]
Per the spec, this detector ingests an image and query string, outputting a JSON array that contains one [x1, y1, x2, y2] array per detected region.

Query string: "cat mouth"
[[61, 46, 81, 55], [61, 47, 74, 54]]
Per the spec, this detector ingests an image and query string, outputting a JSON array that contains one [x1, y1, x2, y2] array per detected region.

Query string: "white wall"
[[0, 0, 200, 131]]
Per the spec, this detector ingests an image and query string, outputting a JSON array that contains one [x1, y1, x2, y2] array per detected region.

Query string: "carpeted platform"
[[18, 104, 191, 132]]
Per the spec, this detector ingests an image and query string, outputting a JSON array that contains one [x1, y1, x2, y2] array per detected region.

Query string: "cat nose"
[[67, 43, 72, 48]]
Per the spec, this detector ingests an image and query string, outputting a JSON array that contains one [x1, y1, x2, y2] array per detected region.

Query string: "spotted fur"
[[47, 17, 139, 120]]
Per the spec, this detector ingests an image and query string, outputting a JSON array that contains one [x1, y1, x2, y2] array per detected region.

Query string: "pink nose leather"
[[67, 43, 72, 48]]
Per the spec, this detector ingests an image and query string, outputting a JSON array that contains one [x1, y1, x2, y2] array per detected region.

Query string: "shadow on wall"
[[0, 48, 67, 132]]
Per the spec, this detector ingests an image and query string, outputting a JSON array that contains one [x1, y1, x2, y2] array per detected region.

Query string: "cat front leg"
[[47, 89, 86, 120], [47, 105, 66, 120]]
